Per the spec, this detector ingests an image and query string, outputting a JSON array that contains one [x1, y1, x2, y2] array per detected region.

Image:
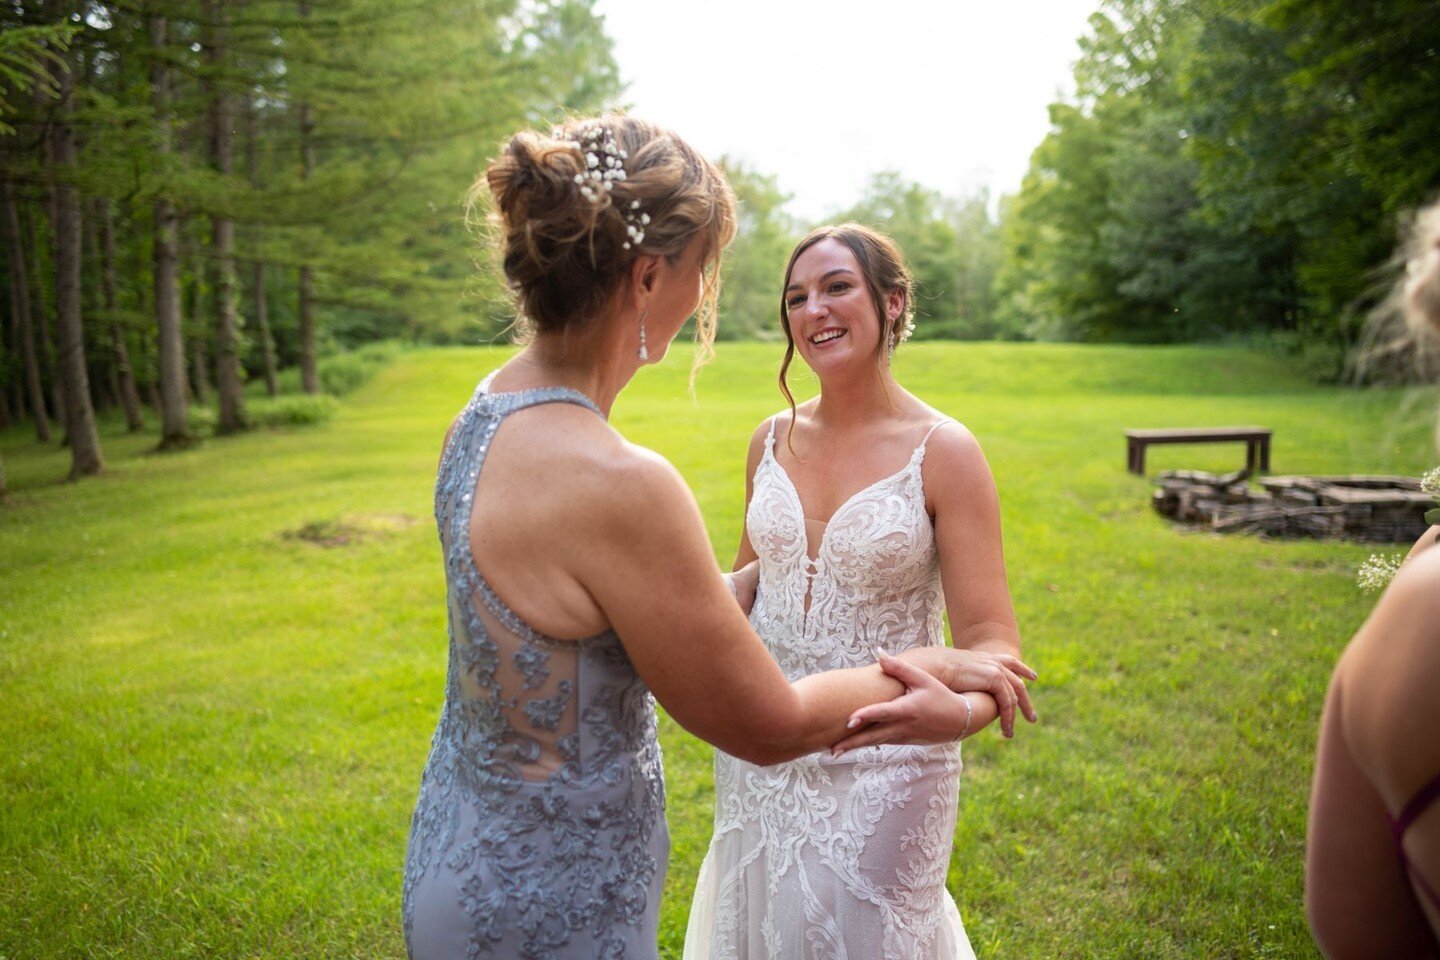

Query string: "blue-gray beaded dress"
[[404, 375, 668, 960]]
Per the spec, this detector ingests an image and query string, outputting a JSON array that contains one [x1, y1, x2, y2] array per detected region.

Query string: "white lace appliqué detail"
[[685, 420, 974, 960]]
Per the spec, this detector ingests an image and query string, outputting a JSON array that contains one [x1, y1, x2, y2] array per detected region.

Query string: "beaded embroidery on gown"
[[684, 417, 974, 960], [404, 373, 667, 960]]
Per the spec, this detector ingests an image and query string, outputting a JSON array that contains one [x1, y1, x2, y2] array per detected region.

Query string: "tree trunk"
[[150, 16, 191, 449], [246, 102, 278, 397], [1, 293, 17, 425], [5, 307, 21, 422], [252, 263, 276, 395], [27, 203, 66, 437], [190, 334, 210, 404], [204, 0, 245, 433], [49, 28, 104, 478], [297, 0, 318, 395], [188, 265, 211, 403], [2, 183, 51, 442], [97, 199, 144, 431], [82, 202, 111, 413], [29, 71, 66, 441], [96, 367, 116, 413]]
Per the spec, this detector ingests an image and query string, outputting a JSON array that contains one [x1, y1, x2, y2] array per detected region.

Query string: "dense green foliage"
[[836, 174, 1005, 340], [995, 0, 1440, 368], [713, 164, 1006, 342], [4, 0, 1439, 488], [712, 159, 799, 341], [2, 343, 1435, 957], [0, 0, 621, 476]]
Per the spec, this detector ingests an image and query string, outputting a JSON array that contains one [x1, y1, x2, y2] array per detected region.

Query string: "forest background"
[[0, 0, 1438, 487]]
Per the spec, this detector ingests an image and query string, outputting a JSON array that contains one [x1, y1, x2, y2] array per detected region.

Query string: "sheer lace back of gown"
[[685, 415, 975, 960], [404, 374, 667, 960]]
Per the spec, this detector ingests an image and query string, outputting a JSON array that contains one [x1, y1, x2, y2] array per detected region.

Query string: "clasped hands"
[[831, 646, 1037, 756], [725, 561, 1038, 756]]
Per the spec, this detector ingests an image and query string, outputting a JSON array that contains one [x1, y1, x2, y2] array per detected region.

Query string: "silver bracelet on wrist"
[[957, 694, 973, 740]]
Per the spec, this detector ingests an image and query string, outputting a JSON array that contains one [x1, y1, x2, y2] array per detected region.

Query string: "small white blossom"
[[1357, 553, 1405, 593], [1422, 467, 1440, 496]]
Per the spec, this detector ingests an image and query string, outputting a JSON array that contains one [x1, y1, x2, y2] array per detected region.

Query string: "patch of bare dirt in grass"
[[281, 512, 418, 548]]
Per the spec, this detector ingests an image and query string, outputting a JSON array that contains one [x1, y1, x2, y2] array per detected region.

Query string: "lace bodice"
[[746, 417, 952, 679], [684, 415, 973, 960], [404, 373, 667, 960]]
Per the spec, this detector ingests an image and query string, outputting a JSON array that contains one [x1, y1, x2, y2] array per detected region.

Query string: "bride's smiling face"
[[784, 238, 891, 374]]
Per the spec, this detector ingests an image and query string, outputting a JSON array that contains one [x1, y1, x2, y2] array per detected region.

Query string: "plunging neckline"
[[762, 438, 928, 565]]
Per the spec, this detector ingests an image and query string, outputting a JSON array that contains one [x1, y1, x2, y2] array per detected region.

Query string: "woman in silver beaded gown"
[[402, 117, 1037, 960]]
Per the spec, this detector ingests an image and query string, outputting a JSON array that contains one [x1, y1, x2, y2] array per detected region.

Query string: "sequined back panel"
[[403, 377, 667, 960]]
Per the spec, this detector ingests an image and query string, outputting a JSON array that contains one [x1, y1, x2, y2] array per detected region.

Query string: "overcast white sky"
[[591, 0, 1099, 222]]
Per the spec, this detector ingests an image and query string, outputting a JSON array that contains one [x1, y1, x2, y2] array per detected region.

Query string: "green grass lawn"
[[1, 342, 1434, 959]]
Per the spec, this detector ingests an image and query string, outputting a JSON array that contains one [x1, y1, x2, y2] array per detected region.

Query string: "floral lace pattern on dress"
[[686, 416, 973, 960]]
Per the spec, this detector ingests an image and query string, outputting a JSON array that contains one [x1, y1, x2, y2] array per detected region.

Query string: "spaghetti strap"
[[1392, 771, 1440, 838], [919, 419, 953, 449], [1388, 770, 1440, 911]]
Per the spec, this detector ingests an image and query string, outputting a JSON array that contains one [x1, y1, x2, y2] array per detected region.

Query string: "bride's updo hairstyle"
[[776, 223, 915, 447], [481, 115, 736, 359]]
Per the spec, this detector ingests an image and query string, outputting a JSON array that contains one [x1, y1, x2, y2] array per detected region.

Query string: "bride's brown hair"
[[478, 115, 737, 367]]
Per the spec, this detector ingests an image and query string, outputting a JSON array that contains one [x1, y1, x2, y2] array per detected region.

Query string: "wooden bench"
[[1125, 427, 1271, 476]]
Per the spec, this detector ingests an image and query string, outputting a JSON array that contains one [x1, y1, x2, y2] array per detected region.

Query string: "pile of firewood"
[[1152, 471, 1431, 541]]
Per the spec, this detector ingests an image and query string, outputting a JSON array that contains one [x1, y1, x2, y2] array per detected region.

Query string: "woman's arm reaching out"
[[570, 443, 905, 766]]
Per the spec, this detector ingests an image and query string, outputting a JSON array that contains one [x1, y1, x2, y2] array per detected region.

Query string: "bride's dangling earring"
[[637, 309, 649, 362]]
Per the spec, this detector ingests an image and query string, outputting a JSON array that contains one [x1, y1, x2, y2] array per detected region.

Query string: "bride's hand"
[[890, 645, 1037, 738], [724, 560, 760, 617]]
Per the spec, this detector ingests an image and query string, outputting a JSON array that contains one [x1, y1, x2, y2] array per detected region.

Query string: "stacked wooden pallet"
[[1151, 472, 1431, 541]]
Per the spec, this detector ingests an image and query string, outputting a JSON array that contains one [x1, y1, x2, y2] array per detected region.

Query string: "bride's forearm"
[[754, 665, 905, 763], [959, 692, 1000, 739], [952, 620, 1022, 659]]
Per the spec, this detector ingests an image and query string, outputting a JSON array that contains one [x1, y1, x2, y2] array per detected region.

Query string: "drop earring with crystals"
[[637, 309, 649, 361]]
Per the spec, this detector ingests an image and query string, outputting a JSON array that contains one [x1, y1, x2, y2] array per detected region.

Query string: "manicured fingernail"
[[831, 747, 844, 758], [847, 717, 861, 729]]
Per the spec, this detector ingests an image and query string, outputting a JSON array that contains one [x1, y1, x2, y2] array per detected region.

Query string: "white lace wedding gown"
[[684, 418, 975, 960]]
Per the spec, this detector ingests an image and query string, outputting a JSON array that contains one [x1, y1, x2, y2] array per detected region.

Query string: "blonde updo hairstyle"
[[480, 115, 736, 364], [776, 223, 915, 450]]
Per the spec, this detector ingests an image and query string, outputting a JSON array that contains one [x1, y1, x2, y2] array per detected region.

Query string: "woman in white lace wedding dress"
[[685, 225, 1027, 960]]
